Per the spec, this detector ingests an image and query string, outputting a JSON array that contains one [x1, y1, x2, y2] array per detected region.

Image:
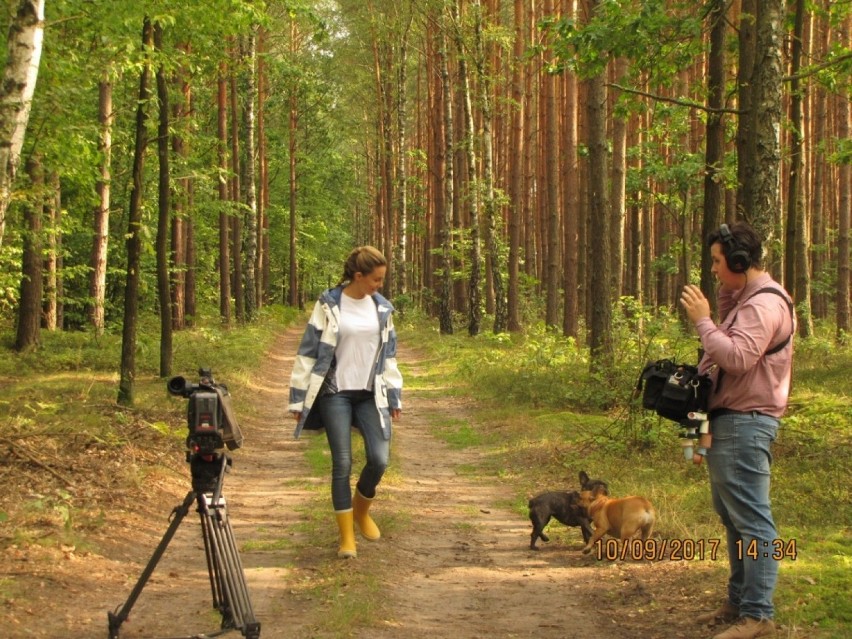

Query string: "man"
[[680, 222, 795, 639]]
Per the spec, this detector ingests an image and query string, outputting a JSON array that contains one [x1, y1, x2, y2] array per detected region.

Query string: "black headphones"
[[719, 223, 751, 273]]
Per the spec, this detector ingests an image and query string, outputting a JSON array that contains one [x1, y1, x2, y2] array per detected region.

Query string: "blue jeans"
[[706, 412, 779, 620], [316, 390, 389, 511]]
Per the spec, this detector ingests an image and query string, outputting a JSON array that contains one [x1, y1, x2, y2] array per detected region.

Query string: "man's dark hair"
[[707, 221, 763, 270]]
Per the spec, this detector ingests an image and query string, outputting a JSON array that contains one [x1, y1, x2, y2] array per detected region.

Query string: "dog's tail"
[[639, 503, 656, 539]]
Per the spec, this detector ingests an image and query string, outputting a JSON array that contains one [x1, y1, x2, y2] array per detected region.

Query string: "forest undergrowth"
[[0, 303, 849, 636], [398, 306, 852, 637]]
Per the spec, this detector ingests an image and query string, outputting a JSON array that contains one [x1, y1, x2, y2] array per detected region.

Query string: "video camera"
[[167, 368, 244, 457]]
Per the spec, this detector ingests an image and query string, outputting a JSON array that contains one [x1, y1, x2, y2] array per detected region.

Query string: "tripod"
[[108, 453, 261, 639]]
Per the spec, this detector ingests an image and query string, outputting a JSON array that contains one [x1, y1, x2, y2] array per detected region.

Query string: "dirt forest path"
[[227, 326, 709, 639], [9, 326, 720, 639]]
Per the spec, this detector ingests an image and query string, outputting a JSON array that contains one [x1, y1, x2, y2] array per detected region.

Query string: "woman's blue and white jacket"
[[288, 286, 403, 440]]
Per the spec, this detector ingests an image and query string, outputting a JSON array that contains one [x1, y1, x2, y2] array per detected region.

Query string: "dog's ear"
[[578, 470, 589, 485]]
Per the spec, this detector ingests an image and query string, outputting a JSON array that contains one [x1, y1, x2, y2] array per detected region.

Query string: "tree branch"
[[783, 51, 852, 83], [607, 83, 742, 114]]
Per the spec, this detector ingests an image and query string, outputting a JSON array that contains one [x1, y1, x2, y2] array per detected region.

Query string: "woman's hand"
[[290, 411, 301, 421], [391, 408, 401, 420], [680, 284, 711, 325]]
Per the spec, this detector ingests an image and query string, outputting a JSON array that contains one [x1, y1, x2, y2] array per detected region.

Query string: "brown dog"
[[578, 491, 656, 554], [527, 471, 609, 549]]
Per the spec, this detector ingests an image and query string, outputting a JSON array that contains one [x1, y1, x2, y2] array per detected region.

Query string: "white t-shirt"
[[335, 293, 380, 391]]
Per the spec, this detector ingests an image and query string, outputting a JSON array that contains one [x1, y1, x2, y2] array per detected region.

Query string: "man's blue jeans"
[[706, 412, 779, 620], [316, 390, 389, 511]]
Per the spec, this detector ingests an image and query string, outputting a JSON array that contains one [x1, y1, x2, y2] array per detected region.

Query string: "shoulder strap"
[[714, 286, 794, 393], [740, 287, 795, 354]]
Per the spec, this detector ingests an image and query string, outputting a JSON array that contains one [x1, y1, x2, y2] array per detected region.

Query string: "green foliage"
[[0, 0, 368, 329], [414, 297, 698, 422], [549, 0, 703, 81], [406, 311, 851, 635]]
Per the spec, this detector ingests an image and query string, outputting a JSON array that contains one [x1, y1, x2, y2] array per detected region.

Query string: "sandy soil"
[[1, 327, 799, 639]]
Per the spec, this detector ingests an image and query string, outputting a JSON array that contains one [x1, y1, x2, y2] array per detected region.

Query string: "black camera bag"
[[637, 359, 712, 423]]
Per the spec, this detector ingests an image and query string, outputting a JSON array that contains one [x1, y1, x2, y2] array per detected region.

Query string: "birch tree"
[[240, 28, 258, 321], [738, 0, 784, 246], [0, 0, 45, 249]]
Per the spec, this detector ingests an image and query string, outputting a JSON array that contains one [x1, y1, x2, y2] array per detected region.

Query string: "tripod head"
[[168, 368, 244, 457], [189, 450, 232, 495]]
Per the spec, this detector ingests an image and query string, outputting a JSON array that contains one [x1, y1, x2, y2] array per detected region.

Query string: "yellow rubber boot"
[[334, 509, 357, 558], [353, 489, 381, 541]]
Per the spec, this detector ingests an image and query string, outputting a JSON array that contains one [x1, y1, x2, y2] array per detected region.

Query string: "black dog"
[[528, 471, 609, 550]]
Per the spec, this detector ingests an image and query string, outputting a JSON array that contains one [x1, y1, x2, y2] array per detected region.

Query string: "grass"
[[396, 313, 852, 638], [430, 416, 483, 448], [0, 304, 301, 545]]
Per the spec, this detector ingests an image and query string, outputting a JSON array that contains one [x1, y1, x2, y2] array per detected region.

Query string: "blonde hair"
[[339, 246, 387, 286]]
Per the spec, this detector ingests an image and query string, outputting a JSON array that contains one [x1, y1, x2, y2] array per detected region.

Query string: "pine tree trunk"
[[787, 0, 813, 337], [471, 0, 505, 333], [257, 28, 269, 306], [229, 68, 244, 321], [154, 22, 173, 379], [288, 16, 299, 308], [14, 154, 42, 351], [543, 0, 560, 329], [507, 0, 525, 332], [735, 0, 756, 222], [170, 46, 190, 332], [89, 77, 112, 334], [810, 7, 829, 320], [702, 0, 726, 302], [217, 63, 232, 325], [425, 26, 438, 311], [585, 0, 612, 370], [184, 192, 196, 326], [627, 120, 642, 304], [438, 15, 454, 335], [41, 171, 59, 331], [835, 16, 851, 338], [451, 0, 482, 336], [380, 47, 394, 287], [561, 0, 579, 338], [118, 18, 153, 406], [609, 58, 628, 299]]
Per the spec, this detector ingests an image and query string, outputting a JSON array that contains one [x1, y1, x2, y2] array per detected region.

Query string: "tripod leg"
[[107, 490, 196, 639], [199, 493, 261, 639], [199, 506, 224, 613]]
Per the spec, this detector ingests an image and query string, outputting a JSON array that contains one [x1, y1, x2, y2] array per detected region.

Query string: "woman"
[[288, 246, 403, 558]]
